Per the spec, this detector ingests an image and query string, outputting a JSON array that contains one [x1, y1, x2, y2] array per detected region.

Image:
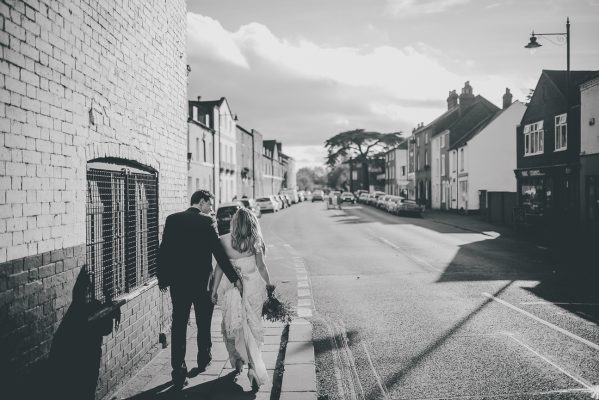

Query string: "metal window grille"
[[86, 166, 159, 303]]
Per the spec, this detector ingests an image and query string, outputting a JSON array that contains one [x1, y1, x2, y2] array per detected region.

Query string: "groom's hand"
[[234, 279, 243, 296]]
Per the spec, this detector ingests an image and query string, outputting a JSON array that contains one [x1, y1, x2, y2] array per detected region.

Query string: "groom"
[[157, 190, 242, 389]]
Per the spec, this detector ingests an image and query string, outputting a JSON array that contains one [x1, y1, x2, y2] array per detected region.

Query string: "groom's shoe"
[[172, 377, 189, 391]]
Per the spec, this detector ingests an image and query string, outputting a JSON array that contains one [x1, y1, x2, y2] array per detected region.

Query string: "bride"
[[211, 208, 271, 392]]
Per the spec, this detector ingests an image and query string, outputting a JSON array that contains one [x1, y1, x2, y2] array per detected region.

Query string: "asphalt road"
[[258, 201, 599, 400]]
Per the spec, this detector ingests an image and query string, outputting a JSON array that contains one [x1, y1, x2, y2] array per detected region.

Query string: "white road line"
[[362, 342, 390, 400], [371, 233, 441, 273], [483, 292, 599, 351], [502, 332, 595, 392]]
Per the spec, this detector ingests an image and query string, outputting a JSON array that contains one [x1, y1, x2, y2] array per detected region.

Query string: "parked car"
[[240, 198, 261, 218], [376, 195, 391, 209], [340, 192, 356, 204], [216, 202, 243, 234], [358, 193, 369, 203], [256, 196, 279, 212], [312, 190, 324, 202], [274, 195, 286, 209], [280, 189, 299, 204], [386, 196, 404, 213], [395, 199, 424, 216], [354, 189, 369, 199]]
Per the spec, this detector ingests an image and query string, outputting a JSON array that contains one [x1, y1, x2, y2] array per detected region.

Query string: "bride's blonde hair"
[[230, 208, 266, 254]]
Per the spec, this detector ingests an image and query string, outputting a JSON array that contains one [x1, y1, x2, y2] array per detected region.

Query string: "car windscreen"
[[256, 198, 270, 202], [217, 207, 238, 218]]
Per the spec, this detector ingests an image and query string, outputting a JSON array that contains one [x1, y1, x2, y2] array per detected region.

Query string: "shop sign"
[[522, 169, 544, 177]]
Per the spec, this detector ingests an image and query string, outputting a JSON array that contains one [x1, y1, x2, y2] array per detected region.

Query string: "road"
[[258, 201, 599, 400]]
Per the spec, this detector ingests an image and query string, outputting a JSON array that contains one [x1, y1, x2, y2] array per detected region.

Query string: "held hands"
[[211, 291, 218, 305]]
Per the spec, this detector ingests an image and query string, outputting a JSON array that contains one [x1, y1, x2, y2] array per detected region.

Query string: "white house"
[[450, 99, 527, 211]]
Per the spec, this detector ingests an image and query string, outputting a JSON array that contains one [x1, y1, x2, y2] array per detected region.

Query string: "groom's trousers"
[[170, 286, 214, 380]]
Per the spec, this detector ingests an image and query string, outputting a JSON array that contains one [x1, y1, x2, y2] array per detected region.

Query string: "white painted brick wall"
[[0, 0, 188, 263]]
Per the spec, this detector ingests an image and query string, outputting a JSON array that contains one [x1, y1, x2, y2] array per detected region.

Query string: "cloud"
[[186, 12, 528, 164], [386, 0, 471, 16], [187, 14, 249, 68]]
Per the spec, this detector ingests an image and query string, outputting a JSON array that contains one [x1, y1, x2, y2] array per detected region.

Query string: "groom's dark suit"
[[157, 207, 239, 382]]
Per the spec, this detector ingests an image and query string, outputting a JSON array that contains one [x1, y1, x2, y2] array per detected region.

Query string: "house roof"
[[449, 110, 499, 150], [543, 70, 599, 104], [188, 97, 234, 120], [439, 95, 500, 147]]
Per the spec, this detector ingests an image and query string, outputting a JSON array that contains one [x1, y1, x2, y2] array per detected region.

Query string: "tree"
[[327, 164, 349, 190], [296, 167, 327, 191], [324, 129, 403, 189]]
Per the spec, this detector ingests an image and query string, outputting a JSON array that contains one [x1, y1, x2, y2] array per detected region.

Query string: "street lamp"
[[524, 17, 570, 72]]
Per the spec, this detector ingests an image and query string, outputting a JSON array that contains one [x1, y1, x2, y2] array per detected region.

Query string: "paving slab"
[[280, 363, 317, 392], [285, 341, 315, 365], [288, 322, 312, 342]]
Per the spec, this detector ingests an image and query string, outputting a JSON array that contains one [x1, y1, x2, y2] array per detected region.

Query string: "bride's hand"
[[211, 292, 218, 304]]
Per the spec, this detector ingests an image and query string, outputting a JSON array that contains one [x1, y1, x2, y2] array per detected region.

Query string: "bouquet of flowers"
[[262, 284, 295, 324]]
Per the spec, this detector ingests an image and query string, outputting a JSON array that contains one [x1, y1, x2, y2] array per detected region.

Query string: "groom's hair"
[[190, 189, 214, 205]]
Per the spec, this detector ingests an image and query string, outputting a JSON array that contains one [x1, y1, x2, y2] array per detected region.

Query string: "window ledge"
[[524, 152, 544, 157], [554, 147, 567, 152], [88, 279, 158, 322]]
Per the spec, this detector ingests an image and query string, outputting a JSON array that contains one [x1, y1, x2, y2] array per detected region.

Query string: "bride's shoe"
[[233, 359, 243, 382]]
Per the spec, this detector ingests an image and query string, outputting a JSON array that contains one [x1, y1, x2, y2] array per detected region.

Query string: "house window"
[[524, 120, 544, 156], [86, 161, 159, 303], [554, 114, 567, 151], [196, 178, 200, 190], [425, 133, 429, 144], [441, 154, 446, 175], [202, 136, 207, 162], [440, 134, 445, 148], [460, 149, 464, 171], [417, 136, 420, 147], [195, 138, 200, 161], [401, 166, 406, 176], [425, 150, 428, 166], [192, 106, 198, 122]]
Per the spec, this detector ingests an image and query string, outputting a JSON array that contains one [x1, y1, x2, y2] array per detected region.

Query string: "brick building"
[[0, 1, 187, 399]]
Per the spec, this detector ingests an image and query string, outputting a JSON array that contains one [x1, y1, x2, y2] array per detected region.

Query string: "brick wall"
[[1, 0, 187, 398]]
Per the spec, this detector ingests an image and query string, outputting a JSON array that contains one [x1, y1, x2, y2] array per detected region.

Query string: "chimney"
[[197, 96, 201, 102], [447, 90, 458, 110], [459, 81, 475, 109], [502, 88, 513, 109]]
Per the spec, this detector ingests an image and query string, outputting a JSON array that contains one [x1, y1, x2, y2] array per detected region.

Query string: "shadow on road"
[[335, 205, 599, 325]]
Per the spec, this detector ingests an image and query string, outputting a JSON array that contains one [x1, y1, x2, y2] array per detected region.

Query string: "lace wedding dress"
[[217, 254, 269, 387]]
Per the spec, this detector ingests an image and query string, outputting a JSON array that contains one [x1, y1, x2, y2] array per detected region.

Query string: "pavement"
[[113, 309, 317, 400]]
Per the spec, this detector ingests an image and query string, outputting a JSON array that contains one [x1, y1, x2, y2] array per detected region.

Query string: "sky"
[[186, 0, 599, 169]]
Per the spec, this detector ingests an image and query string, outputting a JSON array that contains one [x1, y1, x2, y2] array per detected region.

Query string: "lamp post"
[[525, 18, 571, 109]]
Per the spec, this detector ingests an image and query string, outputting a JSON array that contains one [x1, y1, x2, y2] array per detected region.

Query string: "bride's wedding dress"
[[217, 254, 269, 388]]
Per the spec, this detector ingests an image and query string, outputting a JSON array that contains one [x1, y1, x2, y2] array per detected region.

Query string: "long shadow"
[[45, 269, 120, 399], [123, 371, 256, 400], [370, 282, 513, 399], [340, 204, 599, 324]]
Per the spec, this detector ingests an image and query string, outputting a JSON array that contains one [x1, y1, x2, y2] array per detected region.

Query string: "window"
[[401, 166, 406, 176], [555, 114, 567, 151], [196, 178, 199, 190], [425, 133, 429, 144], [441, 154, 446, 175], [425, 150, 428, 166], [460, 149, 464, 171], [195, 138, 199, 161], [440, 134, 445, 148], [192, 106, 198, 122], [524, 120, 544, 156], [86, 162, 158, 303], [417, 136, 420, 147], [202, 136, 207, 162]]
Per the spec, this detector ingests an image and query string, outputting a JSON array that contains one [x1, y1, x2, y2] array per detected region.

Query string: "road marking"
[[501, 332, 596, 393], [362, 342, 390, 400], [370, 232, 441, 273], [483, 292, 599, 351]]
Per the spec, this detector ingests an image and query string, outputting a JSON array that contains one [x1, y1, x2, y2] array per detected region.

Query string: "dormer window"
[[554, 113, 567, 151], [192, 106, 198, 121]]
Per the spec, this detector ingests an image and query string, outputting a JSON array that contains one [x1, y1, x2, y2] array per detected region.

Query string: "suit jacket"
[[157, 207, 238, 291]]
